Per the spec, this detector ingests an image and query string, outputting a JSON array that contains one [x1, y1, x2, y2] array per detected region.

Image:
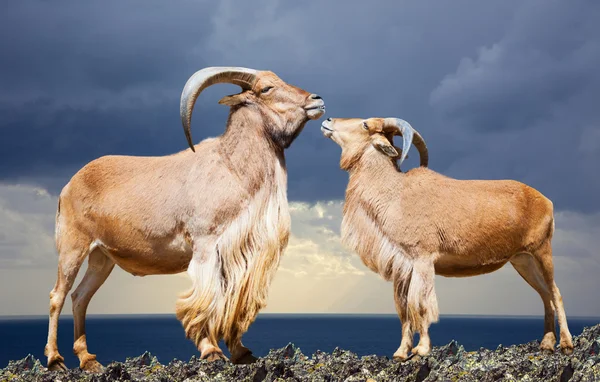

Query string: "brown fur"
[[321, 117, 574, 359], [44, 69, 325, 371]]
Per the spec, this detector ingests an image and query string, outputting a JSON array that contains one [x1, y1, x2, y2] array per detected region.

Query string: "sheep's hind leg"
[[510, 252, 556, 353], [71, 249, 115, 372], [534, 242, 573, 354], [45, 237, 90, 371]]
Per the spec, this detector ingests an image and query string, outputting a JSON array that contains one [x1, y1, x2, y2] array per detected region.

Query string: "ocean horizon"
[[1, 313, 599, 369]]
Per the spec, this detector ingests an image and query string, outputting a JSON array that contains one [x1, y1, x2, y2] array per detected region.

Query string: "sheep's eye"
[[362, 122, 369, 130], [261, 86, 273, 94]]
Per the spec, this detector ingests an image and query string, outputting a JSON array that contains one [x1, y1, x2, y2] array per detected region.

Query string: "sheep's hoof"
[[81, 359, 104, 373], [412, 345, 431, 357], [560, 344, 574, 355], [539, 342, 555, 354], [204, 351, 228, 362], [540, 333, 556, 353], [47, 357, 68, 372], [232, 352, 258, 365], [392, 352, 413, 362], [540, 347, 554, 355]]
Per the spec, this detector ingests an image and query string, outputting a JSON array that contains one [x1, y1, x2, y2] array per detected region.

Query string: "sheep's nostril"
[[311, 94, 322, 100]]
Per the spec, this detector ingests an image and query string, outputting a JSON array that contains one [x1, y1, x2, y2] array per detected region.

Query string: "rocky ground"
[[2, 324, 599, 381]]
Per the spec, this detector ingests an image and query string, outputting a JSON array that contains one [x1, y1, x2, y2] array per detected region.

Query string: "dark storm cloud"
[[0, 1, 213, 105], [429, 0, 600, 213], [430, 0, 599, 133], [1, 0, 598, 212]]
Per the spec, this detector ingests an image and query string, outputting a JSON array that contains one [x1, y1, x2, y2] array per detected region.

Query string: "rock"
[[126, 351, 158, 368], [2, 323, 599, 381]]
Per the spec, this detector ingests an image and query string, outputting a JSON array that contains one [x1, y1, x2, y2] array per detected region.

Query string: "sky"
[[0, 0, 599, 318]]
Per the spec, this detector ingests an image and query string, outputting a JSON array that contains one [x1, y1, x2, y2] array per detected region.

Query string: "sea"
[[1, 314, 598, 369]]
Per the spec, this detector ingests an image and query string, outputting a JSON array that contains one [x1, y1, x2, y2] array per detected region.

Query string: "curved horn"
[[383, 118, 429, 168], [180, 67, 258, 152]]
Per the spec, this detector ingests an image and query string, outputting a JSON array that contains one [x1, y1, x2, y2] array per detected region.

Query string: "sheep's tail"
[[54, 196, 61, 250]]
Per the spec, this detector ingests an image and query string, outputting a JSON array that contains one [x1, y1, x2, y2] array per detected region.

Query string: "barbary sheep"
[[320, 116, 573, 359], [44, 67, 325, 372]]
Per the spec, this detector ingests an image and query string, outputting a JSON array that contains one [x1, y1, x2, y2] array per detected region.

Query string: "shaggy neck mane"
[[218, 106, 287, 194], [343, 148, 403, 246], [346, 147, 401, 190], [341, 148, 405, 282], [180, 105, 292, 348], [344, 149, 401, 214]]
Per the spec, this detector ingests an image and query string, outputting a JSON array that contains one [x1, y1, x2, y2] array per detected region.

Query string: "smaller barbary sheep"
[[320, 116, 573, 359]]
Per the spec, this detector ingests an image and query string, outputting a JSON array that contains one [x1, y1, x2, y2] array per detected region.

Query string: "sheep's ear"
[[218, 93, 247, 106], [393, 145, 407, 159], [372, 134, 398, 157]]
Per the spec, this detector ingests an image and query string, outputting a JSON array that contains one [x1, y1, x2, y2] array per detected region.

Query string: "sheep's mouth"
[[320, 122, 333, 137], [306, 105, 326, 120], [305, 97, 326, 119]]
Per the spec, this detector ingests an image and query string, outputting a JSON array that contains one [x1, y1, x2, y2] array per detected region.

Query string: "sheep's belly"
[[90, 233, 193, 277], [434, 255, 510, 278], [104, 247, 193, 276]]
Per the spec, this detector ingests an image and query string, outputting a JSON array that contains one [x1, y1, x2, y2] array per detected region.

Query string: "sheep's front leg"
[[175, 238, 228, 362], [198, 337, 227, 361], [412, 322, 432, 357], [411, 259, 438, 357], [394, 317, 414, 360], [408, 259, 439, 356], [223, 320, 256, 364], [225, 335, 257, 364], [392, 258, 439, 359], [392, 272, 413, 360]]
